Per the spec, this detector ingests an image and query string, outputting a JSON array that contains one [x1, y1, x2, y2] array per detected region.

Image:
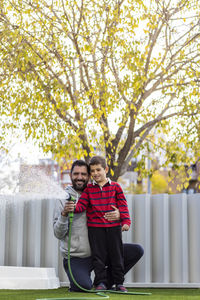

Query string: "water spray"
[[36, 193, 151, 300]]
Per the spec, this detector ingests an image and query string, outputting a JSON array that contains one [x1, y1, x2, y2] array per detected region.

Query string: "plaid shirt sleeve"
[[115, 183, 131, 226], [74, 188, 89, 213]]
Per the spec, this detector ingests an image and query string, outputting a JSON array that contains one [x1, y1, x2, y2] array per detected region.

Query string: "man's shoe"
[[116, 284, 127, 292], [95, 283, 107, 291]]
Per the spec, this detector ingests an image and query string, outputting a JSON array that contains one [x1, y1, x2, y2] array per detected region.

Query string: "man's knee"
[[135, 244, 144, 258]]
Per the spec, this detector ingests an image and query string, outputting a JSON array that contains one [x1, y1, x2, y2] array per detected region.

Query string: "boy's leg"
[[88, 227, 108, 286], [63, 256, 93, 291], [106, 226, 124, 285]]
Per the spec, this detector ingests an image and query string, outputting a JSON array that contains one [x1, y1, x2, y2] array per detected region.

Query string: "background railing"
[[1, 193, 200, 287]]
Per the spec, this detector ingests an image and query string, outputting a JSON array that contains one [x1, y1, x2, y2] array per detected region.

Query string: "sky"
[[11, 140, 49, 164], [0, 136, 51, 194]]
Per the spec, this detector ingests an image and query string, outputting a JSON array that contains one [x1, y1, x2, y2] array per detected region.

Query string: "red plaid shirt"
[[75, 180, 131, 228]]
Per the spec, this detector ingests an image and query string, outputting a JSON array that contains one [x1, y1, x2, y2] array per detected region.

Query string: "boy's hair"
[[70, 160, 90, 174], [89, 156, 107, 169]]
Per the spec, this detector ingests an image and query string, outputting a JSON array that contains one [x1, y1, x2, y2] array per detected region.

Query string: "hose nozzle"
[[65, 192, 75, 222]]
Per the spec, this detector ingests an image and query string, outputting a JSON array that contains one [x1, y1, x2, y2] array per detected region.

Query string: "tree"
[[0, 0, 200, 180]]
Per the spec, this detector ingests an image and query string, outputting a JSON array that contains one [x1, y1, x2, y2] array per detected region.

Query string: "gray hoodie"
[[53, 186, 91, 258]]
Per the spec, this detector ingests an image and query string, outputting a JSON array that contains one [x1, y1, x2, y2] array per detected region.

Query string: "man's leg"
[[106, 243, 144, 288], [123, 243, 144, 274], [63, 256, 93, 292]]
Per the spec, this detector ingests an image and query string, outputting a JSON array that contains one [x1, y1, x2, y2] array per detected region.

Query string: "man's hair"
[[89, 156, 107, 169], [70, 160, 90, 174]]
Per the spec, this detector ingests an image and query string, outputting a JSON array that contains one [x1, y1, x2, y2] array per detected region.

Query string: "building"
[[19, 156, 200, 195]]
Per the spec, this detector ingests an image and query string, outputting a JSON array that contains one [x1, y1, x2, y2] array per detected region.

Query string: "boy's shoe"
[[95, 283, 107, 291], [115, 284, 127, 292]]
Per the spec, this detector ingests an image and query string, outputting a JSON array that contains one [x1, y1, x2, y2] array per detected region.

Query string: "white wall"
[[0, 193, 200, 287]]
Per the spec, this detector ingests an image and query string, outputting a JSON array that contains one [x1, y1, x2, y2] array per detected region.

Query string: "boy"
[[75, 156, 131, 292]]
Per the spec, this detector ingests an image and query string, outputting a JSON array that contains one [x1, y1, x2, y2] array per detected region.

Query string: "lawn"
[[0, 288, 200, 300]]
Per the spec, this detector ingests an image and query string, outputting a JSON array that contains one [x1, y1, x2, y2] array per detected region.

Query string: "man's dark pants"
[[63, 243, 144, 291]]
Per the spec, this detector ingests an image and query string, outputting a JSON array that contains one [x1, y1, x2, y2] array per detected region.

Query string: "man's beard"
[[72, 179, 88, 192]]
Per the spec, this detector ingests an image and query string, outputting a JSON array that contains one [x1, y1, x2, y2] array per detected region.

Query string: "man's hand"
[[61, 201, 75, 217], [122, 224, 130, 231], [104, 205, 120, 221]]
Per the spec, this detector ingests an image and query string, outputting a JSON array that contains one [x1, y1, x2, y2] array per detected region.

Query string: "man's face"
[[70, 165, 89, 192]]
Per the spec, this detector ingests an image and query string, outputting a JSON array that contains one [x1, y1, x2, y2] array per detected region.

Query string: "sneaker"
[[95, 283, 107, 291], [116, 284, 127, 292]]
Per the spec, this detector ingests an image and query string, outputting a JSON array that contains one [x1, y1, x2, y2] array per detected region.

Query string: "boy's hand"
[[122, 224, 130, 231]]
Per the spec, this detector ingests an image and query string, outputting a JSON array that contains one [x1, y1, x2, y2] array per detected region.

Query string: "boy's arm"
[[115, 183, 131, 227], [122, 224, 130, 231], [74, 189, 89, 213]]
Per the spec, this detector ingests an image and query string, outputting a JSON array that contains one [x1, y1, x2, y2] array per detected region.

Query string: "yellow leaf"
[[110, 169, 114, 176]]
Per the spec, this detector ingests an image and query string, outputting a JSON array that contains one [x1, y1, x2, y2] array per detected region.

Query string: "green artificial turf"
[[0, 288, 200, 300]]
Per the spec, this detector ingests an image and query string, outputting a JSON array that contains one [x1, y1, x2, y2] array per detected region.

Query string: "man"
[[53, 160, 144, 292]]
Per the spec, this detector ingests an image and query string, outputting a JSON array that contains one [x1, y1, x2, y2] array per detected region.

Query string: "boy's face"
[[90, 164, 108, 185]]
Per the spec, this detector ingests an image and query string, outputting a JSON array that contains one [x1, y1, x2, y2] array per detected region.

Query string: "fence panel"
[[0, 193, 200, 287]]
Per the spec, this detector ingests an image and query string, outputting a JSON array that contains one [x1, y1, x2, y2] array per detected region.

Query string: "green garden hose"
[[36, 210, 151, 300]]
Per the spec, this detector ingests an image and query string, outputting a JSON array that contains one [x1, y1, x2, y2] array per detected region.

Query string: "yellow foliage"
[[151, 171, 168, 194], [1, 0, 200, 181], [110, 169, 114, 176]]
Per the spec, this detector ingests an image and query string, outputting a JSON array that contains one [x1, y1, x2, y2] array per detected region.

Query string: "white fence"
[[0, 193, 200, 287]]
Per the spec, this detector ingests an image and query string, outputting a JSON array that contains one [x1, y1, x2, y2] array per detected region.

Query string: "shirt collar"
[[92, 178, 111, 186]]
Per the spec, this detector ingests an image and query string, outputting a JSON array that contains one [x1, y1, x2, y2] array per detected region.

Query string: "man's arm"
[[61, 201, 75, 216], [53, 199, 70, 239]]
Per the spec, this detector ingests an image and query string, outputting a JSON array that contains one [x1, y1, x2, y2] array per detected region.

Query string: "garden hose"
[[36, 200, 151, 300]]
